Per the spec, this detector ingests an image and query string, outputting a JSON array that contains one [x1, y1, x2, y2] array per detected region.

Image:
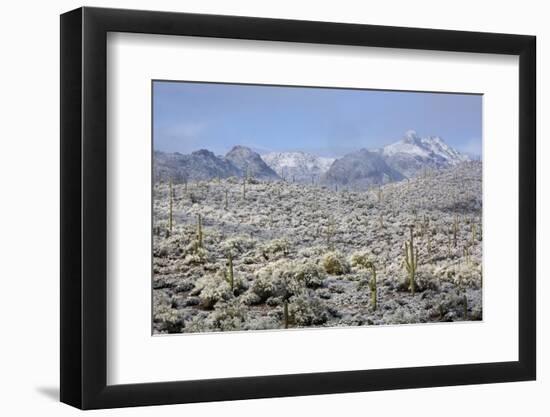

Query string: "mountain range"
[[376, 130, 470, 178], [261, 151, 335, 183], [154, 131, 471, 187]]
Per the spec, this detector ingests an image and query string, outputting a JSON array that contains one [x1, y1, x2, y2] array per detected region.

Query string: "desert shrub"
[[386, 308, 423, 325], [432, 291, 470, 321], [232, 275, 249, 295], [220, 236, 256, 255], [153, 304, 182, 333], [182, 246, 210, 265], [261, 238, 290, 257], [266, 296, 283, 306], [183, 312, 210, 333], [322, 251, 351, 275], [454, 264, 481, 288], [154, 235, 188, 258], [251, 260, 312, 301], [250, 266, 278, 301], [194, 272, 233, 309], [240, 290, 262, 306], [297, 247, 319, 258], [205, 300, 248, 331], [268, 260, 306, 299], [432, 264, 480, 289], [243, 315, 280, 331], [350, 251, 370, 268], [288, 293, 329, 326], [294, 261, 325, 288]]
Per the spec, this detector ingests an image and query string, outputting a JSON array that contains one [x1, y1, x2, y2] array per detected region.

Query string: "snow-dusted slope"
[[154, 149, 242, 182], [380, 130, 469, 178], [154, 131, 469, 185], [225, 146, 280, 180], [262, 151, 335, 183], [322, 149, 404, 188]]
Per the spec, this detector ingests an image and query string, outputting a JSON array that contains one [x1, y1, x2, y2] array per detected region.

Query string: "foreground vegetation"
[[153, 162, 482, 333]]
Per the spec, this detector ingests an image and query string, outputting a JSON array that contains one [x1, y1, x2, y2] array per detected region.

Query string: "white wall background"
[[0, 0, 545, 415]]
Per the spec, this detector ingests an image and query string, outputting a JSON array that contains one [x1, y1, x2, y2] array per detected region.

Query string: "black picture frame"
[[60, 6, 536, 410]]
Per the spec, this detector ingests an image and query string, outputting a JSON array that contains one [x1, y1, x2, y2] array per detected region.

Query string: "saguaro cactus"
[[226, 252, 234, 291], [404, 225, 418, 294], [452, 214, 459, 247], [471, 222, 477, 246], [366, 261, 377, 311], [326, 218, 335, 250], [283, 300, 289, 329], [377, 185, 382, 203], [421, 215, 430, 237], [463, 245, 471, 265], [168, 179, 173, 236], [224, 189, 228, 210], [196, 214, 203, 249], [242, 176, 246, 199]]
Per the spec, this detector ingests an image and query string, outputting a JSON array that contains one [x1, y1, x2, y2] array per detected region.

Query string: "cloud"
[[155, 122, 208, 153], [164, 122, 207, 139]]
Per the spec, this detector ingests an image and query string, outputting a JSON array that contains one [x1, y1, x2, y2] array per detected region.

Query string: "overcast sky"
[[153, 81, 482, 158]]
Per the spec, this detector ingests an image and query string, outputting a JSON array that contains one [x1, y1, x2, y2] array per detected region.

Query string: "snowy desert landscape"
[[152, 130, 482, 334]]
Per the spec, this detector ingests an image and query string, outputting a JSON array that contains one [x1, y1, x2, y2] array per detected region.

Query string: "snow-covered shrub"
[[194, 272, 233, 309], [182, 246, 210, 265], [243, 315, 280, 331], [153, 234, 189, 258], [153, 304, 182, 332], [294, 261, 325, 288], [251, 259, 315, 301], [250, 265, 278, 301], [350, 251, 370, 269], [288, 293, 328, 326], [220, 235, 256, 255], [232, 274, 249, 296], [261, 238, 290, 257], [385, 308, 422, 325], [205, 300, 248, 331], [183, 312, 210, 333], [240, 290, 262, 306], [322, 251, 351, 275], [432, 291, 470, 321], [266, 296, 282, 306]]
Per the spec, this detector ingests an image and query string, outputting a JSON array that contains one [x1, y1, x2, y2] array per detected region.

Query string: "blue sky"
[[153, 81, 482, 158]]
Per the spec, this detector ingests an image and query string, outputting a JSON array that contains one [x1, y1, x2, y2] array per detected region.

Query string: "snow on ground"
[[152, 161, 482, 334]]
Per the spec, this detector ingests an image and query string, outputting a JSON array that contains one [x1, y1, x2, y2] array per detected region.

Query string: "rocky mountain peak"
[[261, 151, 335, 183], [225, 145, 279, 180]]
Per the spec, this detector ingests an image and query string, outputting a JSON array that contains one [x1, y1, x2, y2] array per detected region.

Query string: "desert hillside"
[[152, 160, 482, 333]]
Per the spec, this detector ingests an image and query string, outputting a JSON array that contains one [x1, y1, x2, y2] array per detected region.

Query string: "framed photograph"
[[60, 6, 536, 409]]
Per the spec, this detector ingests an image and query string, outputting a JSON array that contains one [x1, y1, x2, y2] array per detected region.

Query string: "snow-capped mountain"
[[153, 132, 470, 186], [225, 146, 280, 180], [154, 146, 280, 182], [322, 149, 404, 188], [154, 149, 242, 182], [261, 151, 335, 183], [379, 130, 469, 178]]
